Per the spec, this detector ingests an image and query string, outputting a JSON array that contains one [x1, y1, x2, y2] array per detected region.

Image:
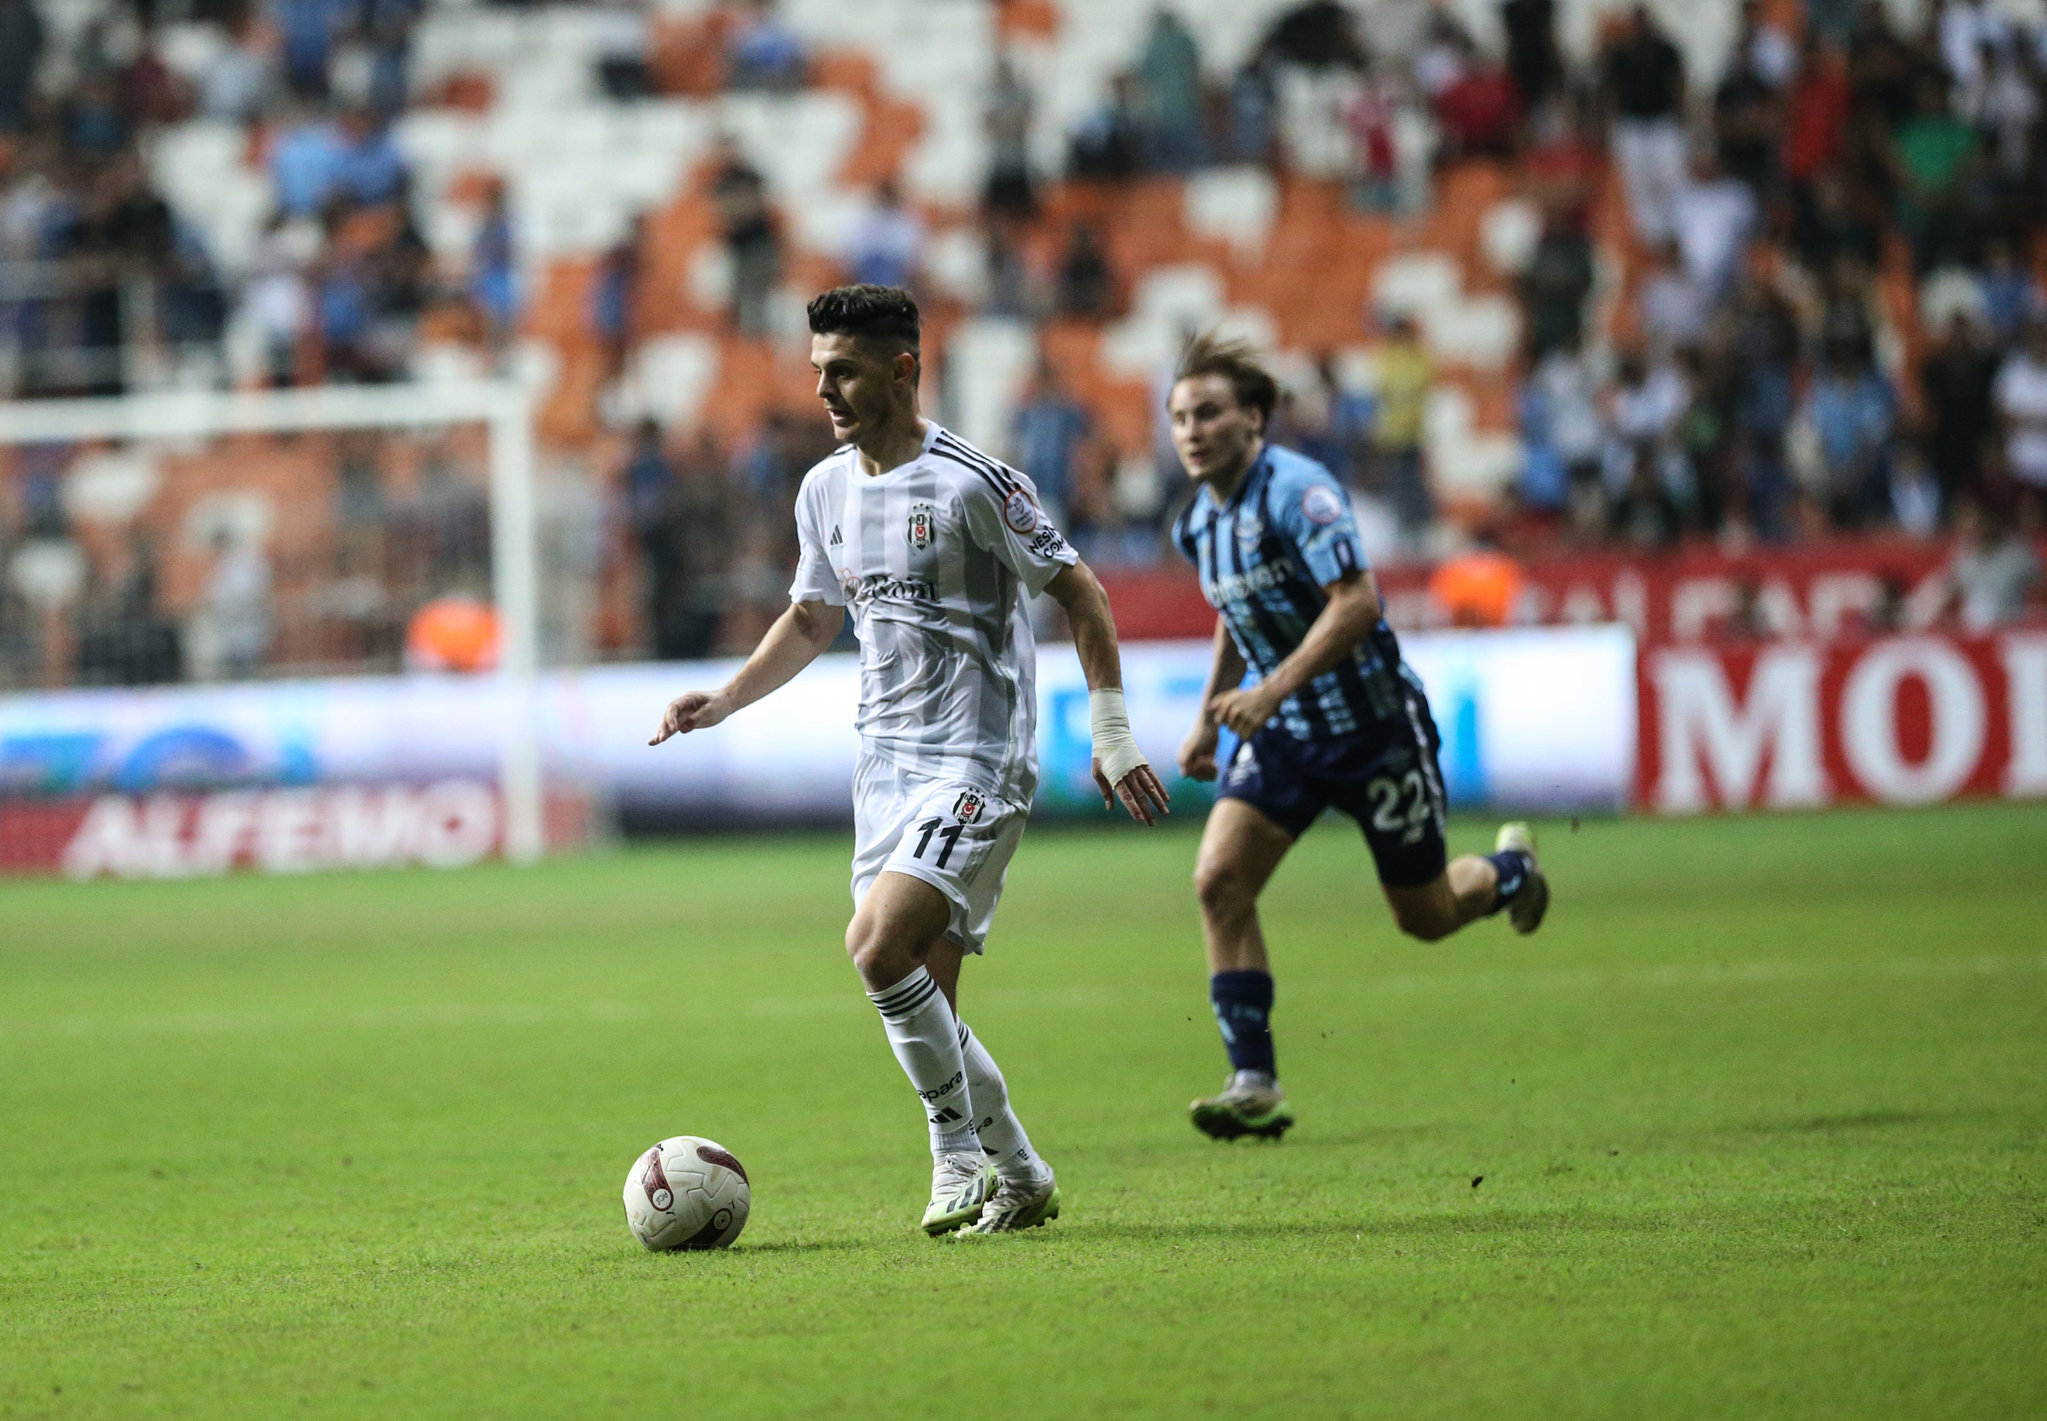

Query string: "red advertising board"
[[1637, 633, 2047, 812], [1098, 536, 2009, 645]]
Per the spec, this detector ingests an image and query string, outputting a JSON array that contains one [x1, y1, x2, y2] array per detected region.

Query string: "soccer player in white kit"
[[651, 286, 1172, 1236]]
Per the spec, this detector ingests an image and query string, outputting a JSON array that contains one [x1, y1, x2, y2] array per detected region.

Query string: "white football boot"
[[1495, 822, 1550, 935], [958, 1171, 1061, 1235], [921, 1153, 996, 1236]]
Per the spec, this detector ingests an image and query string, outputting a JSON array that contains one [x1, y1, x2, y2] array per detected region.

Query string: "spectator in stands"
[[1976, 234, 2043, 346], [847, 180, 926, 294], [1672, 149, 1758, 299], [621, 420, 684, 657], [1431, 34, 1522, 161], [1799, 330, 1897, 528], [1519, 212, 1595, 360], [983, 53, 1037, 220], [1790, 167, 1882, 275], [202, 527, 274, 680], [1429, 529, 1526, 626], [1373, 314, 1434, 547], [1053, 222, 1117, 319], [1602, 4, 1688, 244], [0, 0, 44, 136], [58, 155, 176, 396], [712, 143, 779, 339], [335, 108, 408, 208], [270, 106, 351, 218], [1523, 340, 1605, 531], [1524, 95, 1601, 229], [470, 181, 519, 356], [274, 0, 341, 101], [1010, 359, 1091, 530], [199, 14, 279, 124], [1500, 0, 1562, 111], [594, 0, 654, 101], [1070, 73, 1145, 181], [1257, 0, 1369, 70], [241, 212, 314, 387], [1940, 495, 2042, 629], [1892, 71, 1982, 273], [1922, 309, 2000, 512], [1636, 239, 1712, 357], [1996, 318, 2047, 514], [1344, 65, 1403, 213], [1603, 345, 1692, 545], [590, 215, 642, 379], [1782, 31, 1852, 187], [1135, 9, 1205, 172], [1715, 18, 1786, 196], [725, 0, 805, 93]]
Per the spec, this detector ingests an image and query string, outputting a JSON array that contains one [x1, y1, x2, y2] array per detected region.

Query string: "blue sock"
[[1484, 850, 1532, 915], [1209, 970, 1276, 1079]]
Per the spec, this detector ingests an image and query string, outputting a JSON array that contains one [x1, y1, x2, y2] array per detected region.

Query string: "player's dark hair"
[[1174, 331, 1278, 424], [806, 284, 921, 360]]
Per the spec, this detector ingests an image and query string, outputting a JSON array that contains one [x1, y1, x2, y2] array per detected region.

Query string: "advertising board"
[[1638, 633, 2047, 812], [0, 627, 1637, 876]]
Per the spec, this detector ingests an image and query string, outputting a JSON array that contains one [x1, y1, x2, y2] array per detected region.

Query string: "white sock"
[[957, 1019, 1053, 1184], [866, 967, 981, 1157]]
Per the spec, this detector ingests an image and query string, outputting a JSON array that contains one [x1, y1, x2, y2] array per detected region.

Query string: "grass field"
[[3, 803, 2045, 1418]]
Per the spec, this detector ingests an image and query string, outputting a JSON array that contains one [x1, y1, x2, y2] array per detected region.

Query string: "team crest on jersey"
[[1235, 512, 1264, 549], [907, 501, 938, 549], [1003, 489, 1039, 535], [952, 791, 985, 823], [1302, 484, 1346, 527]]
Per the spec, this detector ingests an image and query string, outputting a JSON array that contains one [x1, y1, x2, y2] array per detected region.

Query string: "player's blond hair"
[[1173, 331, 1279, 425]]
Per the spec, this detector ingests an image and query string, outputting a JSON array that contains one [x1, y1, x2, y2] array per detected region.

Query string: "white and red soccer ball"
[[622, 1136, 751, 1251]]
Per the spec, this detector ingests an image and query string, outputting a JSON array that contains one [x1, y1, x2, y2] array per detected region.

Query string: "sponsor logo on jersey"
[[1205, 559, 1291, 603], [907, 502, 937, 549], [851, 573, 937, 605], [952, 790, 985, 823], [1028, 526, 1068, 558], [1003, 489, 1039, 535], [1302, 484, 1346, 527]]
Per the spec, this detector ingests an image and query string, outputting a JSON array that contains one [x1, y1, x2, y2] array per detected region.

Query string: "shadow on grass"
[[1733, 1108, 1982, 1136]]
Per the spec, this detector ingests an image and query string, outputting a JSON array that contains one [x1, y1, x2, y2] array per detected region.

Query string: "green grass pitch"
[[3, 803, 2045, 1418]]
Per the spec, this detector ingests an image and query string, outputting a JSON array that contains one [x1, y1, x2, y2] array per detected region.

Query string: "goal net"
[[0, 381, 552, 877]]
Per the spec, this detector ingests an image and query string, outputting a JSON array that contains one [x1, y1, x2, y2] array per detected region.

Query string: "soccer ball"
[[622, 1136, 751, 1251]]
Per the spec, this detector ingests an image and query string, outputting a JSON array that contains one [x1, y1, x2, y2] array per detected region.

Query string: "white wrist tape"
[[1089, 688, 1149, 786]]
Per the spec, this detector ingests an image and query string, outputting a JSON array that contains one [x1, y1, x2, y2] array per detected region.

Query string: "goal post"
[[0, 380, 546, 864]]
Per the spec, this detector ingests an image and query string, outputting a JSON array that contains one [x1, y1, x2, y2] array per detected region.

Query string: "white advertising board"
[[0, 628, 1637, 831]]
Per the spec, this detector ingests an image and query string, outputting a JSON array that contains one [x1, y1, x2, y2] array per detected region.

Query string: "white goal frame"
[[0, 381, 546, 864]]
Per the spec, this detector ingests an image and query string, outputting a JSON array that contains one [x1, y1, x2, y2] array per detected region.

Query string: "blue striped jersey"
[[1170, 442, 1416, 742]]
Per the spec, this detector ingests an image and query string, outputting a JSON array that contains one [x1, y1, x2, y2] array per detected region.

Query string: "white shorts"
[[850, 755, 1029, 955]]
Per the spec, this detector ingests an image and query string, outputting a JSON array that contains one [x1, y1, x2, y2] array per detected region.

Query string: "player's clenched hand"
[[1177, 721, 1220, 781], [1209, 683, 1284, 740], [1093, 756, 1171, 827], [648, 691, 730, 745]]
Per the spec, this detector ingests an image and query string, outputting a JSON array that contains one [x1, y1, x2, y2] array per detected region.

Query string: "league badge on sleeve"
[[907, 501, 937, 550], [1301, 484, 1347, 527], [1003, 489, 1040, 535]]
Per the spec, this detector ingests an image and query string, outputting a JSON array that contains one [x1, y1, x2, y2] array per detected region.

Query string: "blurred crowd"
[[2, 0, 2044, 684]]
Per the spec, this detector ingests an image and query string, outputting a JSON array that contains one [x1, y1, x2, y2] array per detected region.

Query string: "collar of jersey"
[[1206, 443, 1271, 516], [849, 420, 945, 480]]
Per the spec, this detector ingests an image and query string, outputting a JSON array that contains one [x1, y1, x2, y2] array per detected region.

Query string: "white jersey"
[[789, 422, 1079, 802]]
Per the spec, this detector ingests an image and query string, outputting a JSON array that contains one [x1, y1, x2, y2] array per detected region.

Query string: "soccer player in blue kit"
[[1167, 334, 1551, 1140]]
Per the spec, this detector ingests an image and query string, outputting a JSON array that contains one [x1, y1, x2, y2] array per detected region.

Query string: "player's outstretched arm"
[[1044, 561, 1172, 826], [1178, 617, 1247, 781], [1210, 572, 1382, 738], [648, 599, 842, 745]]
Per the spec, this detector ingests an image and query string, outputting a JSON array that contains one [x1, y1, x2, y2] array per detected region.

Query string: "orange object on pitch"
[[1428, 547, 1526, 628], [405, 596, 501, 672]]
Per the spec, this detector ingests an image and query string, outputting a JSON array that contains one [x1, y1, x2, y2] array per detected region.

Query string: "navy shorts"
[[1216, 689, 1450, 888]]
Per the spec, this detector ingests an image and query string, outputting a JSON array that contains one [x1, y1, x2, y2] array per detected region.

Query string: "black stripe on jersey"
[[928, 449, 1018, 509], [1223, 482, 1332, 740], [933, 432, 1022, 494]]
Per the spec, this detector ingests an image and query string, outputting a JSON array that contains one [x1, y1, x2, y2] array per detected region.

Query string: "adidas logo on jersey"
[[829, 524, 843, 547]]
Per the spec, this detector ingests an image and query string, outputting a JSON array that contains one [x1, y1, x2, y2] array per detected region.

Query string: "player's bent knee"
[[1193, 857, 1258, 921]]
